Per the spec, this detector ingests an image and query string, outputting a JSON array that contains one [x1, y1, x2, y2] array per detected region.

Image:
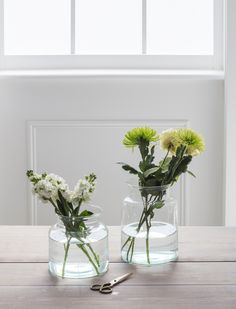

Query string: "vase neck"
[[57, 204, 102, 228], [127, 184, 170, 200]]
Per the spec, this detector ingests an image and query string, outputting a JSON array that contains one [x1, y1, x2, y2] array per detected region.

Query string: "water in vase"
[[121, 221, 178, 265], [49, 227, 108, 278]]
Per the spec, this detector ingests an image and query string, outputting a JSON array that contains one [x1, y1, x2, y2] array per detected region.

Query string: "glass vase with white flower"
[[119, 127, 205, 265], [27, 171, 108, 278]]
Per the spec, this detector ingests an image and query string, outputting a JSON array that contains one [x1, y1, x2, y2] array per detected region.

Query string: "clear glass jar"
[[121, 185, 178, 265], [49, 205, 109, 278]]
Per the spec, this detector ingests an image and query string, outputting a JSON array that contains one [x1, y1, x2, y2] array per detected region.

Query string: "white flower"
[[44, 173, 69, 200], [45, 174, 66, 186], [28, 171, 97, 208], [29, 172, 41, 182], [72, 178, 96, 204], [33, 179, 57, 201], [159, 129, 179, 154], [61, 189, 73, 203], [72, 180, 90, 203]]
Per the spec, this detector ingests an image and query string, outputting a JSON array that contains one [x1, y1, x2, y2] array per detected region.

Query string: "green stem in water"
[[126, 237, 135, 262], [145, 222, 150, 264], [121, 236, 131, 251], [122, 195, 155, 264], [65, 230, 100, 276], [87, 243, 100, 267], [130, 238, 135, 262], [62, 236, 71, 278], [77, 244, 99, 275], [144, 196, 151, 264]]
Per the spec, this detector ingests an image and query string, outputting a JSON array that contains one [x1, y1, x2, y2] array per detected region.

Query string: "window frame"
[[0, 0, 225, 71]]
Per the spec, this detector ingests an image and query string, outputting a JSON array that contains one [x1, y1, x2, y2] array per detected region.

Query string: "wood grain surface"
[[0, 226, 236, 308]]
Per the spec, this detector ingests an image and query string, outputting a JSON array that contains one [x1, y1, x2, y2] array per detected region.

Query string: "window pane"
[[4, 0, 71, 55], [75, 0, 142, 55], [147, 0, 214, 55]]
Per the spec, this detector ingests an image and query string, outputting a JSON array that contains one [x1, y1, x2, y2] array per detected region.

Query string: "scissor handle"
[[90, 284, 102, 291], [100, 283, 112, 294]]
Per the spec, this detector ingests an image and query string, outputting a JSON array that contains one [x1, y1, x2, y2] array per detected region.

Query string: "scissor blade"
[[110, 272, 133, 286]]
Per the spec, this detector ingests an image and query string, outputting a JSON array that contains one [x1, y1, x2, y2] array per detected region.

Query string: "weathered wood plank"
[[0, 262, 236, 286], [0, 286, 236, 309], [0, 226, 236, 262]]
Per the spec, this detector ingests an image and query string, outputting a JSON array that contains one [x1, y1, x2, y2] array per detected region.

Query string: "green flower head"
[[176, 128, 205, 156], [123, 127, 159, 148]]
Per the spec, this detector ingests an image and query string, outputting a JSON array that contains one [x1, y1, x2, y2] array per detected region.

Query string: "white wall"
[[0, 77, 224, 226], [225, 0, 236, 226]]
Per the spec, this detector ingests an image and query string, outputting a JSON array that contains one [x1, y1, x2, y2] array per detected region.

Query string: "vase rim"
[[57, 204, 102, 221], [127, 183, 170, 191]]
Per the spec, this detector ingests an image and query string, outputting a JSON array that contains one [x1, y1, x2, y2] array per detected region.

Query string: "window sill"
[[0, 69, 225, 79]]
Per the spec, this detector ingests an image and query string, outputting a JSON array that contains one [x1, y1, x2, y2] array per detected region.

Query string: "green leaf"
[[150, 145, 155, 156], [163, 146, 188, 184], [187, 170, 196, 178], [79, 210, 94, 217], [146, 201, 165, 217], [159, 157, 172, 173], [138, 172, 145, 185], [67, 202, 73, 210], [173, 156, 192, 178], [72, 206, 80, 216], [176, 145, 186, 158], [143, 167, 159, 178], [139, 161, 147, 172], [143, 178, 160, 187], [58, 190, 71, 215], [152, 201, 164, 209], [166, 156, 179, 180], [117, 162, 139, 175], [139, 160, 155, 173], [56, 200, 67, 216]]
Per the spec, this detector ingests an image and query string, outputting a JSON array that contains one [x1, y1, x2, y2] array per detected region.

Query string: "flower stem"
[[65, 231, 100, 276], [77, 244, 99, 275], [144, 196, 151, 264], [130, 238, 135, 262], [126, 237, 136, 262], [87, 243, 100, 267], [160, 149, 170, 168], [145, 222, 150, 264], [62, 236, 71, 278], [121, 236, 131, 251], [122, 196, 155, 264]]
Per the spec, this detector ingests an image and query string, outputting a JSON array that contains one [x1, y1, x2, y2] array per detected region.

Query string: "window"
[[0, 0, 224, 70]]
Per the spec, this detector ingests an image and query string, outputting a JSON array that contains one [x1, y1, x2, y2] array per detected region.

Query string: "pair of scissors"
[[90, 272, 132, 294]]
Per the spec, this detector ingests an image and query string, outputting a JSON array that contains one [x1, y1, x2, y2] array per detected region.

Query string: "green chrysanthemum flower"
[[123, 127, 159, 148], [176, 128, 205, 156]]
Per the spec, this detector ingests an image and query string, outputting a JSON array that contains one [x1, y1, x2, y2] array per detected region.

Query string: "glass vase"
[[121, 185, 178, 265], [49, 205, 109, 278]]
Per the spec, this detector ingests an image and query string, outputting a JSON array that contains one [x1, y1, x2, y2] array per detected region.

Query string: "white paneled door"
[[0, 77, 224, 226]]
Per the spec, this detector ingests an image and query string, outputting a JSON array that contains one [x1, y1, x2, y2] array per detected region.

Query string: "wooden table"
[[0, 226, 236, 309]]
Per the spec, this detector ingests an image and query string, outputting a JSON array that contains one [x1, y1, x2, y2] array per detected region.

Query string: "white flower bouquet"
[[27, 170, 100, 277]]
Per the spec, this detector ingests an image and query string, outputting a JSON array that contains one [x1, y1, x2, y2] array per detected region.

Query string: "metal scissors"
[[90, 272, 133, 294]]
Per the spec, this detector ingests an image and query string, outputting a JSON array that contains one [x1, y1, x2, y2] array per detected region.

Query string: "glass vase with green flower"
[[27, 171, 108, 278], [119, 127, 205, 265]]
